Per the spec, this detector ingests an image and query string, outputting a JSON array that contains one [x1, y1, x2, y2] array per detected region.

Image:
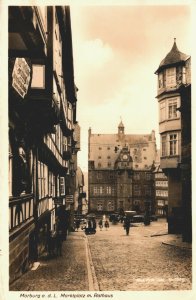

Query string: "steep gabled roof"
[[155, 39, 189, 74]]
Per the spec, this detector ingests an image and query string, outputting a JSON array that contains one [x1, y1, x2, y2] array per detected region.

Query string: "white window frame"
[[60, 177, 65, 195], [166, 67, 176, 87], [168, 98, 178, 119], [93, 186, 98, 195], [99, 186, 103, 194], [106, 186, 111, 195], [161, 135, 167, 157], [158, 72, 163, 88], [169, 133, 178, 156]]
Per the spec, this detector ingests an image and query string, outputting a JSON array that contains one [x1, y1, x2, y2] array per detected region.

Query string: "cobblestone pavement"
[[87, 219, 192, 291], [10, 232, 89, 291], [9, 219, 192, 292]]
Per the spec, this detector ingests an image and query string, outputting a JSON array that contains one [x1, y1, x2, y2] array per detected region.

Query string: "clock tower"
[[115, 146, 133, 170], [118, 120, 124, 136]]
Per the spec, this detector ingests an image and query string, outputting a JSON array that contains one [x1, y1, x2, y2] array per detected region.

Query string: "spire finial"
[[174, 37, 176, 43]]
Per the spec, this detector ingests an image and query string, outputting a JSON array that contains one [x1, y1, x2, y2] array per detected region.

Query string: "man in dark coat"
[[124, 217, 131, 236]]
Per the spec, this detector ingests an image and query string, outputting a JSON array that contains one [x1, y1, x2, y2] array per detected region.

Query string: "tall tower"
[[118, 119, 125, 138], [155, 39, 191, 237]]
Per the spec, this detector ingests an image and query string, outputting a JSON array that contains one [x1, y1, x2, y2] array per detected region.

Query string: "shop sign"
[[65, 195, 74, 203], [54, 198, 63, 205], [12, 58, 31, 98]]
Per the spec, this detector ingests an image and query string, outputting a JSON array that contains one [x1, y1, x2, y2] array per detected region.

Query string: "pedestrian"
[[98, 219, 103, 230], [104, 220, 109, 230], [124, 217, 131, 236], [56, 230, 63, 256], [75, 219, 80, 231], [92, 218, 97, 234]]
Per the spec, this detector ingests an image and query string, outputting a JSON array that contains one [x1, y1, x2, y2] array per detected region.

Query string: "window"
[[156, 181, 168, 187], [60, 177, 65, 195], [144, 157, 147, 160], [146, 173, 151, 180], [135, 164, 138, 168], [166, 67, 176, 87], [168, 99, 177, 119], [52, 174, 56, 197], [98, 156, 101, 159], [106, 186, 111, 194], [158, 72, 163, 88], [134, 185, 141, 196], [97, 203, 103, 211], [160, 101, 166, 122], [97, 172, 102, 179], [93, 186, 98, 194], [49, 171, 53, 196], [144, 185, 151, 196], [161, 135, 167, 156], [98, 163, 101, 168], [156, 190, 168, 197], [107, 156, 111, 159], [38, 161, 47, 199], [63, 137, 68, 152], [67, 103, 72, 129], [107, 147, 110, 150], [99, 186, 103, 194], [108, 162, 111, 167], [38, 6, 47, 32], [99, 147, 102, 150], [134, 173, 140, 180], [56, 175, 60, 197], [169, 134, 177, 155]]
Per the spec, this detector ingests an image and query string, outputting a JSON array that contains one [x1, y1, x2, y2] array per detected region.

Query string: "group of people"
[[98, 219, 110, 231], [74, 215, 131, 236]]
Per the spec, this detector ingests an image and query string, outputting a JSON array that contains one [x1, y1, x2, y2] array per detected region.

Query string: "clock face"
[[122, 154, 128, 160]]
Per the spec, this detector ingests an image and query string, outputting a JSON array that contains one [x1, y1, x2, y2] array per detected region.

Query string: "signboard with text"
[[65, 195, 74, 203], [12, 58, 31, 98]]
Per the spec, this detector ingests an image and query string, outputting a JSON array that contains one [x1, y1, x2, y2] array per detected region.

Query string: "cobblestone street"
[[88, 219, 192, 291], [9, 219, 192, 293], [10, 233, 89, 291]]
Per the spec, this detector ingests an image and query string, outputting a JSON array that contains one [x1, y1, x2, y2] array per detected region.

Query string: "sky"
[[70, 4, 192, 172]]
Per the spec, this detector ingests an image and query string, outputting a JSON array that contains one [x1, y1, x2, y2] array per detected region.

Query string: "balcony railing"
[[9, 193, 34, 231]]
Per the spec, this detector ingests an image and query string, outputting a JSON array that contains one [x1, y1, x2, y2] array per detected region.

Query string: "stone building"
[[9, 6, 80, 283], [88, 122, 157, 214], [74, 166, 87, 216], [155, 39, 191, 239], [153, 151, 168, 217]]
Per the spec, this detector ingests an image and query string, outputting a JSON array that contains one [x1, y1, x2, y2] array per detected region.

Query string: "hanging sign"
[[65, 195, 74, 203], [12, 58, 31, 98]]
